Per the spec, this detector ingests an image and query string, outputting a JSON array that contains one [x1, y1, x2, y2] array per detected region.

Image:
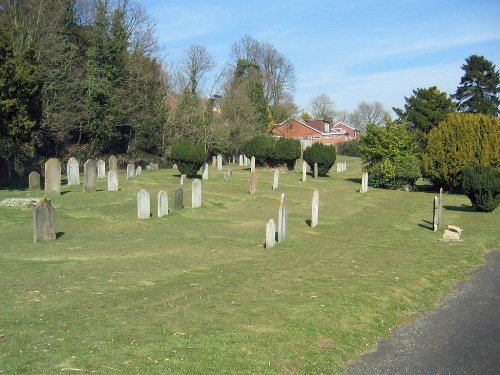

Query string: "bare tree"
[[310, 93, 335, 120], [350, 101, 389, 131], [180, 44, 217, 95]]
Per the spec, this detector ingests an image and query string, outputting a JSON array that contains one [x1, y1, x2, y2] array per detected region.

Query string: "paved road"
[[344, 250, 500, 375]]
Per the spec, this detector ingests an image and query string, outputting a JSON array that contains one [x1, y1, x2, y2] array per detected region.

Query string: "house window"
[[324, 136, 331, 138], [313, 136, 320, 139]]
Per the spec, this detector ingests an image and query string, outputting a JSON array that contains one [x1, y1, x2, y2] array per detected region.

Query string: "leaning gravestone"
[[45, 158, 61, 195], [137, 189, 150, 219], [191, 179, 201, 208], [311, 189, 319, 228], [33, 198, 56, 243], [97, 159, 106, 179], [272, 169, 279, 190], [67, 157, 80, 186], [83, 159, 96, 192], [158, 190, 168, 217], [29, 171, 40, 190], [202, 162, 209, 180], [107, 170, 118, 191], [127, 163, 135, 179], [249, 171, 257, 194], [109, 155, 118, 172], [278, 193, 287, 243], [174, 187, 184, 209], [266, 218, 276, 249]]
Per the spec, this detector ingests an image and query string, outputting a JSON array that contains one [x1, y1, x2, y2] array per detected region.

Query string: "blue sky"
[[141, 0, 500, 114]]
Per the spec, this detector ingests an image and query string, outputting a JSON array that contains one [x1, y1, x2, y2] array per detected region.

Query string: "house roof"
[[274, 118, 346, 136]]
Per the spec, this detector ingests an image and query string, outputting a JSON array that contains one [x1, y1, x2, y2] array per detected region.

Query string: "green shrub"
[[170, 141, 206, 178], [337, 140, 360, 157], [370, 155, 421, 190], [242, 135, 274, 166], [303, 142, 336, 176], [461, 166, 500, 212], [422, 113, 500, 191], [271, 138, 301, 170]]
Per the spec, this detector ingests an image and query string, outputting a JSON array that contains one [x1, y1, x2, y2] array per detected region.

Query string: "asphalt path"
[[344, 250, 500, 375]]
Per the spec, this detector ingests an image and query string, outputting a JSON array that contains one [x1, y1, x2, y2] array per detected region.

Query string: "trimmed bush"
[[303, 142, 336, 176], [170, 141, 206, 178], [242, 135, 274, 166], [271, 138, 301, 170], [337, 140, 360, 157], [461, 166, 500, 212]]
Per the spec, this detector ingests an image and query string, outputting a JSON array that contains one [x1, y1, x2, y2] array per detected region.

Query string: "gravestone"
[[278, 193, 287, 243], [174, 187, 184, 209], [202, 162, 209, 180], [83, 159, 96, 192], [336, 162, 340, 173], [441, 225, 463, 242], [107, 170, 118, 191], [249, 171, 257, 194], [97, 159, 106, 179], [212, 156, 217, 167], [180, 174, 187, 185], [239, 155, 244, 166], [244, 155, 249, 167], [250, 156, 256, 172], [29, 171, 40, 190], [232, 155, 236, 164], [109, 155, 118, 172], [272, 169, 279, 190], [33, 198, 56, 243], [136, 166, 142, 176], [311, 189, 319, 228], [191, 179, 201, 208], [137, 189, 150, 219], [67, 157, 80, 185], [439, 187, 443, 222], [433, 196, 439, 232], [224, 171, 231, 181], [127, 163, 135, 179], [313, 163, 318, 178], [343, 161, 347, 172], [266, 219, 276, 249], [361, 171, 369, 193], [302, 161, 307, 182], [217, 154, 223, 171], [45, 158, 61, 195], [158, 190, 168, 217]]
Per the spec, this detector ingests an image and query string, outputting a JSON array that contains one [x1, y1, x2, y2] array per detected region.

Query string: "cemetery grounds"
[[0, 157, 498, 374]]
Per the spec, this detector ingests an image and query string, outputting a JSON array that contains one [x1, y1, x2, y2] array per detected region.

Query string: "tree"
[[452, 55, 500, 116], [303, 142, 337, 176], [310, 93, 335, 119], [422, 113, 500, 191], [181, 44, 216, 95], [350, 101, 389, 132]]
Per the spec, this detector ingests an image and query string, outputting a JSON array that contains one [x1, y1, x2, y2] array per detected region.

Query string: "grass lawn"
[[1, 157, 498, 374]]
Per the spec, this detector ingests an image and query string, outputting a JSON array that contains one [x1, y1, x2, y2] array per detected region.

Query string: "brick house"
[[271, 118, 359, 148]]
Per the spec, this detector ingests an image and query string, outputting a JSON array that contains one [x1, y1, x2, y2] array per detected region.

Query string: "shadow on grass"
[[305, 219, 312, 227], [443, 204, 475, 213], [346, 177, 362, 184], [419, 220, 434, 231], [56, 232, 65, 239]]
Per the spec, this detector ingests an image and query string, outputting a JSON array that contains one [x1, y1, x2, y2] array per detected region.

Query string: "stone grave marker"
[[109, 155, 117, 172], [127, 163, 135, 179], [249, 171, 257, 194], [83, 159, 96, 192], [136, 165, 142, 176], [33, 198, 56, 243], [191, 179, 201, 208], [302, 161, 307, 182], [158, 190, 168, 217], [180, 174, 187, 185], [107, 170, 118, 191], [266, 219, 276, 249], [432, 196, 439, 231], [212, 156, 217, 167], [441, 225, 463, 242], [272, 169, 279, 190], [175, 187, 184, 209], [67, 157, 80, 185], [244, 155, 249, 167], [250, 156, 256, 172], [278, 193, 287, 243], [97, 159, 106, 179], [224, 171, 231, 181], [202, 162, 209, 180], [137, 189, 150, 219], [361, 171, 369, 193], [217, 154, 223, 171], [311, 189, 319, 227], [239, 155, 244, 166], [313, 163, 318, 178], [45, 158, 61, 195], [29, 171, 40, 190]]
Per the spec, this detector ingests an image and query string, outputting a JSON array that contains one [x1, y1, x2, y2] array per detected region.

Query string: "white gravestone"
[[137, 189, 150, 219], [266, 219, 276, 249], [278, 193, 287, 243], [107, 170, 118, 191], [311, 189, 319, 228], [97, 159, 106, 179], [158, 190, 168, 217], [67, 157, 80, 186], [191, 179, 201, 208], [272, 169, 279, 190]]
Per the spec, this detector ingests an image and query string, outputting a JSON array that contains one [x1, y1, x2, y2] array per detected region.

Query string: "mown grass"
[[0, 158, 498, 374]]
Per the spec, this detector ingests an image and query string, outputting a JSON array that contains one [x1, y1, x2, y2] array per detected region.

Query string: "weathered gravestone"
[[244, 155, 249, 167], [45, 158, 61, 195], [272, 169, 279, 190], [180, 174, 187, 185], [158, 190, 168, 217], [250, 156, 256, 172], [137, 189, 150, 219], [107, 170, 118, 191], [441, 225, 463, 242], [217, 154, 223, 171], [127, 163, 135, 179], [249, 171, 257, 194], [202, 162, 209, 180], [191, 179, 201, 208], [433, 196, 440, 232], [239, 155, 244, 166], [136, 166, 142, 176], [97, 159, 106, 179], [83, 159, 96, 192], [302, 161, 307, 182], [266, 218, 276, 249], [311, 189, 319, 228], [224, 171, 231, 181], [67, 157, 80, 186], [174, 187, 184, 209], [313, 163, 318, 179], [361, 171, 369, 193], [278, 193, 287, 243], [212, 156, 217, 167], [33, 198, 56, 243], [29, 171, 40, 190], [109, 155, 117, 172]]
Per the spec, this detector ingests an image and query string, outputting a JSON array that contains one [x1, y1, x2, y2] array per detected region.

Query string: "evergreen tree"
[[452, 55, 500, 116]]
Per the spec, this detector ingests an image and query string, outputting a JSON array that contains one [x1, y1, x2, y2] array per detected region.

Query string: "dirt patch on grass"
[[317, 337, 339, 351]]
